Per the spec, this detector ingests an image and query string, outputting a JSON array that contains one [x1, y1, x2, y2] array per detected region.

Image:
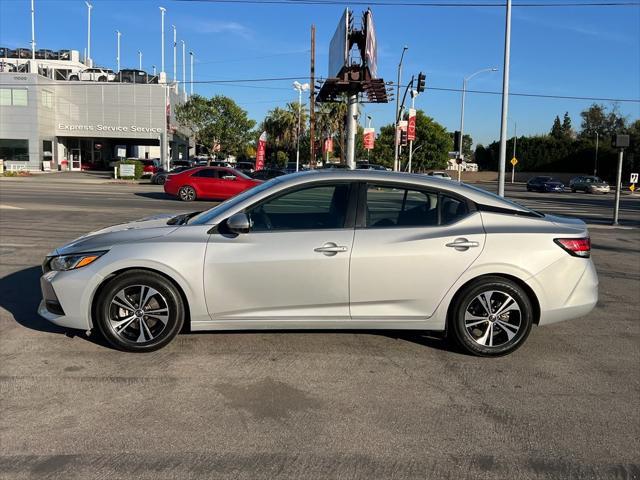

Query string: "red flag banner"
[[363, 128, 375, 150], [407, 108, 416, 141], [256, 131, 267, 171]]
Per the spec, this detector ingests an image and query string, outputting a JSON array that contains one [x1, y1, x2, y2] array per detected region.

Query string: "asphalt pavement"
[[0, 175, 639, 480]]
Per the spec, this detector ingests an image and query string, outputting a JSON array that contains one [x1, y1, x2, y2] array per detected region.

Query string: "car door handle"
[[446, 238, 480, 251], [314, 242, 348, 256]]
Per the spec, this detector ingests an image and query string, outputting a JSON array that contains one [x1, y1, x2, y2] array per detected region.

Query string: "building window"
[[0, 88, 28, 106], [0, 139, 29, 161], [42, 90, 54, 108]]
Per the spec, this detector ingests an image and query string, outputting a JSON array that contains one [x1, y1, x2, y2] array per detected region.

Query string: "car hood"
[[51, 213, 180, 256]]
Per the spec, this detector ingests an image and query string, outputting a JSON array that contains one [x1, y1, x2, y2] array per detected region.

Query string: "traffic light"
[[416, 72, 426, 93], [453, 131, 462, 152], [400, 129, 408, 146]]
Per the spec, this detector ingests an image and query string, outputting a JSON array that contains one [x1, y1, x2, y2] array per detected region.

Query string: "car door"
[[189, 168, 221, 198], [349, 183, 486, 320], [217, 169, 247, 198], [203, 182, 356, 322]]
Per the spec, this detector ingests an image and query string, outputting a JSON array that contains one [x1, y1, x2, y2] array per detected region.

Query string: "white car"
[[428, 171, 453, 180], [38, 171, 598, 356], [70, 67, 116, 82]]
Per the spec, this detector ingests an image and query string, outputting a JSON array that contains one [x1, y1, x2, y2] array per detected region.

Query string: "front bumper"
[[38, 268, 104, 331]]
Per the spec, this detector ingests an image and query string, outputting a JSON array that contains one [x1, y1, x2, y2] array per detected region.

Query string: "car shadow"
[[0, 266, 110, 348], [134, 192, 178, 201]]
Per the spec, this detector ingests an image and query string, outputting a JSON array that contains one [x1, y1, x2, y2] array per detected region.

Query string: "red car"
[[164, 166, 261, 201], [141, 159, 161, 178]]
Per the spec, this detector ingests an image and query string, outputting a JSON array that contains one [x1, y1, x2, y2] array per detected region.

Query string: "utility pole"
[[159, 7, 166, 74], [511, 121, 517, 183], [181, 40, 186, 100], [172, 25, 177, 83], [85, 2, 92, 65], [594, 131, 599, 176], [30, 0, 36, 61], [189, 51, 194, 96], [394, 46, 408, 172], [497, 0, 512, 197], [138, 50, 142, 70], [613, 148, 624, 225], [309, 25, 316, 169], [116, 30, 121, 72], [346, 94, 358, 169], [293, 81, 309, 172]]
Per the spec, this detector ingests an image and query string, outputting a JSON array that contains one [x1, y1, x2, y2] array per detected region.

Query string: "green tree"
[[262, 102, 308, 164], [315, 101, 347, 162], [561, 112, 574, 138], [175, 94, 256, 158], [550, 115, 563, 139], [579, 103, 627, 139]]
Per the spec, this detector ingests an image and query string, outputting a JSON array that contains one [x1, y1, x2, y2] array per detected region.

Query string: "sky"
[[1, 0, 639, 146]]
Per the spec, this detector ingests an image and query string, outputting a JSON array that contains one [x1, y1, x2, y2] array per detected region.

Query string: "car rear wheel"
[[178, 185, 196, 201], [69, 75, 78, 81], [95, 270, 184, 352], [450, 276, 533, 357], [98, 75, 107, 82], [156, 175, 167, 185]]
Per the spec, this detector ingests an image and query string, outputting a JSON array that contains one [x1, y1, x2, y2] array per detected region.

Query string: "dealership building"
[[0, 68, 191, 171]]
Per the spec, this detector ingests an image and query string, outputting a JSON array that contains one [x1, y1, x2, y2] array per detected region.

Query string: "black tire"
[[450, 276, 533, 357], [157, 175, 167, 185], [98, 75, 107, 82], [94, 270, 185, 352], [178, 185, 196, 201], [69, 75, 79, 81]]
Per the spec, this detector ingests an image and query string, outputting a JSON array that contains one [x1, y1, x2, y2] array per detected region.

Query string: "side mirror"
[[222, 175, 236, 181], [226, 212, 251, 234]]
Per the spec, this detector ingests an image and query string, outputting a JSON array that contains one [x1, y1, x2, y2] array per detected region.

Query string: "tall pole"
[[309, 25, 316, 169], [159, 7, 166, 74], [296, 87, 302, 172], [189, 51, 194, 96], [346, 93, 358, 170], [181, 40, 186, 100], [172, 25, 177, 83], [408, 91, 416, 173], [394, 46, 408, 172], [30, 0, 36, 60], [85, 2, 92, 64], [613, 148, 624, 225], [511, 121, 517, 183], [497, 0, 512, 197], [116, 30, 121, 72], [138, 51, 142, 70], [594, 132, 599, 176]]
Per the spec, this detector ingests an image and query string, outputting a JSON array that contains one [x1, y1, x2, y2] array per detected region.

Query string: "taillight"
[[554, 237, 591, 258]]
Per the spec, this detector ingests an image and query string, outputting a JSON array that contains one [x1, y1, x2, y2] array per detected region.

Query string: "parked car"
[[36, 49, 56, 59], [356, 162, 388, 171], [70, 67, 116, 82], [38, 170, 598, 354], [527, 176, 565, 193], [322, 163, 350, 169], [140, 159, 161, 178], [235, 162, 255, 175], [251, 169, 287, 181], [116, 69, 149, 83], [170, 160, 193, 169], [569, 176, 610, 194], [163, 166, 261, 201], [151, 166, 193, 185], [428, 171, 453, 180]]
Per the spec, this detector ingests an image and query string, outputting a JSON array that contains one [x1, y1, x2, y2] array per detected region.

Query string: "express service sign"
[[57, 124, 162, 135]]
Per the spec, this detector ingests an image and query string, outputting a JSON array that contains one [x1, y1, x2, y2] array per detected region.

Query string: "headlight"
[[47, 251, 107, 271]]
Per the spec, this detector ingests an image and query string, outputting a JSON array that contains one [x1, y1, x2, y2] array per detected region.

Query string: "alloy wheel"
[[464, 290, 522, 348], [108, 285, 170, 343], [179, 186, 195, 201]]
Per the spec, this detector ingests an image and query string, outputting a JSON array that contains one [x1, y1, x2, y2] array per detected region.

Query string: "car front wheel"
[[450, 276, 533, 357], [95, 270, 185, 352]]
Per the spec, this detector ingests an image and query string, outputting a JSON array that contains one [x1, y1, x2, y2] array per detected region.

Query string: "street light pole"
[[394, 46, 408, 172], [138, 50, 142, 70], [116, 30, 121, 73], [172, 25, 177, 83], [189, 51, 194, 96], [181, 40, 186, 100], [497, 0, 512, 197], [85, 2, 92, 65], [594, 132, 599, 176], [159, 7, 166, 75], [293, 81, 310, 172], [30, 0, 36, 61]]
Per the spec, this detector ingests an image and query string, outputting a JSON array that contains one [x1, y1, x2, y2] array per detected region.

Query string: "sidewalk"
[[0, 171, 149, 185]]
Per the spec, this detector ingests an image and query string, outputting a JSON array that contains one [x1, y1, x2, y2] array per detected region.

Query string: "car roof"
[[275, 170, 532, 212]]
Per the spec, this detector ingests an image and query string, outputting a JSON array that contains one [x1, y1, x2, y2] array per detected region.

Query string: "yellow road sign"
[[630, 184, 636, 192], [511, 157, 518, 166]]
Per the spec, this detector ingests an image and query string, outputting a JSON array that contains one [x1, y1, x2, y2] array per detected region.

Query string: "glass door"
[[70, 148, 81, 171]]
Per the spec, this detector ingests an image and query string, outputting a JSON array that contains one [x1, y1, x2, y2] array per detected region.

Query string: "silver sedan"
[[39, 171, 598, 356]]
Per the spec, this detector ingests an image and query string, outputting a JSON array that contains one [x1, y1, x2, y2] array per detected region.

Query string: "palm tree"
[[315, 100, 347, 162], [262, 102, 308, 161]]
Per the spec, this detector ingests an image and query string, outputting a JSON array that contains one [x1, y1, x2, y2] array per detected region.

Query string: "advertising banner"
[[323, 137, 334, 154], [364, 9, 377, 79], [328, 9, 349, 78], [363, 128, 375, 150], [407, 109, 416, 141], [256, 131, 267, 171]]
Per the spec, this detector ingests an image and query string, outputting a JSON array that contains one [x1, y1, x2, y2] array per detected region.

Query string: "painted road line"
[[0, 205, 24, 210]]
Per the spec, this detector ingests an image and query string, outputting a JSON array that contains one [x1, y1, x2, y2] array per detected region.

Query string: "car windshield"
[[188, 177, 282, 225]]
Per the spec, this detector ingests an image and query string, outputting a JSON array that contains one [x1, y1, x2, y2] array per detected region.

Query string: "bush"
[[115, 159, 143, 180]]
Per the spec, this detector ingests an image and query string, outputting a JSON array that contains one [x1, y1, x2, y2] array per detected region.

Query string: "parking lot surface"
[[1, 176, 639, 479]]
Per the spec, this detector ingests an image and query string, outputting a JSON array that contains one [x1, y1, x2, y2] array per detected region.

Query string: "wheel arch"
[[446, 273, 541, 331], [90, 267, 191, 332]]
